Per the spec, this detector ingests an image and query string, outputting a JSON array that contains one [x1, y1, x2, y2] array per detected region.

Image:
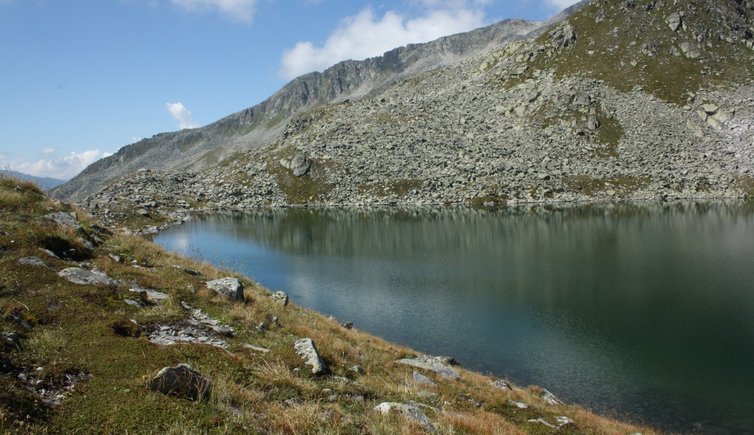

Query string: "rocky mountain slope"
[[56, 0, 754, 231], [1, 176, 654, 433], [51, 18, 542, 203]]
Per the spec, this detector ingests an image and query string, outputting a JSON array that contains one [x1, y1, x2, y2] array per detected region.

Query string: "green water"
[[155, 202, 754, 433]]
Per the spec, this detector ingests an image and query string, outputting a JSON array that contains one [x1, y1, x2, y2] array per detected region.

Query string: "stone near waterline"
[[294, 338, 328, 375], [539, 387, 563, 405], [396, 355, 460, 380], [374, 402, 437, 433], [58, 267, 115, 286], [206, 277, 245, 302], [148, 364, 212, 401], [272, 290, 289, 306], [491, 378, 512, 391]]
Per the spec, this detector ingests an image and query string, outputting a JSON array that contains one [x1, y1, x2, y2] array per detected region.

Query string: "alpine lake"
[[154, 201, 754, 433]]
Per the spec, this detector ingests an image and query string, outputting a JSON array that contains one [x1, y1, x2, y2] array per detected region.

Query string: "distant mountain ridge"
[[52, 17, 546, 202], [0, 169, 65, 190]]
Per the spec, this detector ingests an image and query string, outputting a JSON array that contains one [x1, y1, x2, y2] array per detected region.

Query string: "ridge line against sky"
[[0, 0, 577, 180]]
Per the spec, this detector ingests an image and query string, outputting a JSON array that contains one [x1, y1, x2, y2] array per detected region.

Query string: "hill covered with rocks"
[[55, 0, 754, 231]]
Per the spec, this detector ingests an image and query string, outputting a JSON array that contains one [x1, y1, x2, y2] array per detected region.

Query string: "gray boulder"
[[206, 277, 245, 302], [680, 41, 701, 59], [58, 268, 115, 286], [294, 338, 328, 375], [272, 290, 289, 306], [46, 212, 81, 230], [666, 12, 682, 31], [148, 364, 212, 401], [397, 355, 460, 380], [17, 257, 48, 268], [290, 154, 312, 177]]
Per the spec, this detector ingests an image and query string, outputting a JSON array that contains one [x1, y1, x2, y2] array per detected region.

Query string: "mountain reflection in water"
[[155, 202, 754, 433]]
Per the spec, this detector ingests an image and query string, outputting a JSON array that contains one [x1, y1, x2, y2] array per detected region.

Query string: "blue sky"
[[0, 0, 575, 179]]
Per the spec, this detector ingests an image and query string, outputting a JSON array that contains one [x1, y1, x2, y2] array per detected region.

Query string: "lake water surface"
[[154, 203, 754, 432]]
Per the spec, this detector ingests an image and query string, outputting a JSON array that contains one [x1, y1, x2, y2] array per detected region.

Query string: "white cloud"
[[42, 147, 56, 155], [169, 0, 256, 23], [0, 149, 112, 180], [165, 102, 198, 129], [279, 6, 486, 80]]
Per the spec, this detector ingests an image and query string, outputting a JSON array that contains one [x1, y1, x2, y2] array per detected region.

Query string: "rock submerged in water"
[[206, 277, 245, 302], [397, 355, 460, 380], [58, 267, 115, 286], [148, 364, 212, 401], [294, 338, 327, 375]]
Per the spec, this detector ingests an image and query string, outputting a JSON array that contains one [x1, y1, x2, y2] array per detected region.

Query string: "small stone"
[[17, 257, 48, 268], [349, 365, 365, 375], [148, 364, 212, 401], [341, 321, 353, 329], [206, 278, 245, 302], [272, 290, 289, 306], [702, 104, 719, 115], [509, 400, 529, 409], [111, 318, 141, 337], [294, 338, 328, 375], [108, 253, 122, 263], [374, 402, 436, 433], [130, 286, 170, 304], [243, 344, 271, 353]]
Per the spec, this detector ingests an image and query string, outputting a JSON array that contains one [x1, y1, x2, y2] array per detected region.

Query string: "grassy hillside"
[[0, 176, 654, 433]]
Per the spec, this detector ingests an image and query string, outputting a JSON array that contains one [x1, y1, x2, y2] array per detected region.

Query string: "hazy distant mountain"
[[0, 169, 66, 190]]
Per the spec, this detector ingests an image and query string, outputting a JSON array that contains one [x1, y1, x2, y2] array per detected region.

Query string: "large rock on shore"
[[206, 278, 245, 302]]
